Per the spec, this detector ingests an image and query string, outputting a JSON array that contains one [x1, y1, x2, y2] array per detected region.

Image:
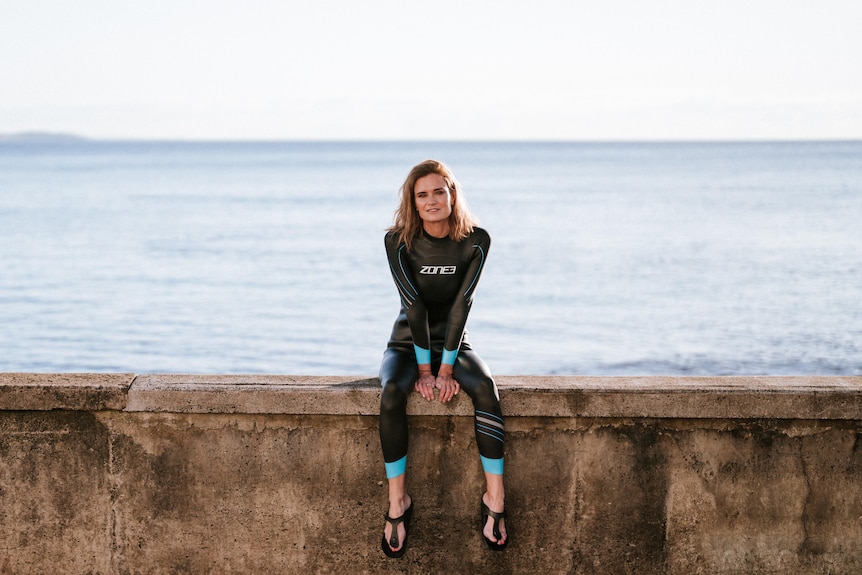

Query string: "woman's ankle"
[[389, 493, 411, 516], [483, 490, 505, 511]]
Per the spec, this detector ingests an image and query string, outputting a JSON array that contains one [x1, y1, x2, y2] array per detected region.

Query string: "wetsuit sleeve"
[[442, 230, 491, 364], [385, 233, 432, 363]]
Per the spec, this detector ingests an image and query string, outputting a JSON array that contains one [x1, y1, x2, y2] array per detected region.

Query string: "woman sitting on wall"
[[378, 159, 508, 558]]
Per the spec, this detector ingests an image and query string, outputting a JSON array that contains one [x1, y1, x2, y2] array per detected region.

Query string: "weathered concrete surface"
[[0, 372, 132, 410], [0, 410, 113, 574], [1, 373, 861, 574]]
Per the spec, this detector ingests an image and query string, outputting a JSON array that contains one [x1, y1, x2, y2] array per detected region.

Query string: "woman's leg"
[[454, 350, 507, 545], [379, 347, 418, 552]]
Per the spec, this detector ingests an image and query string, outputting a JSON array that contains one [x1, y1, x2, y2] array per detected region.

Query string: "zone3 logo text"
[[420, 265, 457, 275]]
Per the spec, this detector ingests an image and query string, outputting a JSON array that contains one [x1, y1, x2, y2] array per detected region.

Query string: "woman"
[[379, 159, 507, 557]]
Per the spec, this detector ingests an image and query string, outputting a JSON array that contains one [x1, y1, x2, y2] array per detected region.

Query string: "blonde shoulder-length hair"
[[388, 159, 478, 250]]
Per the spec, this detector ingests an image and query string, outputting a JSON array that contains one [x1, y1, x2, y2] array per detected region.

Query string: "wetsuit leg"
[[453, 350, 505, 470], [379, 347, 418, 477]]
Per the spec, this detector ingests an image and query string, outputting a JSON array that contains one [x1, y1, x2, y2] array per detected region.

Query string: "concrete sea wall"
[[1, 373, 861, 574]]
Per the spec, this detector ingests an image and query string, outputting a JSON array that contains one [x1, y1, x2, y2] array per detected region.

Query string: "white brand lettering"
[[420, 265, 457, 275]]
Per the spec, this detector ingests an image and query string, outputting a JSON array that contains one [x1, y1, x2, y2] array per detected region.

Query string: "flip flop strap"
[[483, 505, 507, 540], [384, 513, 406, 548]]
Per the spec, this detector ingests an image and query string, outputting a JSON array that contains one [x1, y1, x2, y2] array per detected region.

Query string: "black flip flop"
[[481, 497, 508, 550], [382, 500, 414, 558]]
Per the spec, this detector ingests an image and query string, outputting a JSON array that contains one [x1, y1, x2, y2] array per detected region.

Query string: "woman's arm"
[[433, 231, 490, 403], [385, 233, 432, 370], [441, 228, 491, 366]]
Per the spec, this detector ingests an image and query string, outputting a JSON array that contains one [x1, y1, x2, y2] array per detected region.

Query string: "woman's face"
[[414, 173, 454, 224]]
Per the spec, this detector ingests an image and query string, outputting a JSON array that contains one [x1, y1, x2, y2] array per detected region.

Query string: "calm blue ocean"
[[1, 140, 860, 376]]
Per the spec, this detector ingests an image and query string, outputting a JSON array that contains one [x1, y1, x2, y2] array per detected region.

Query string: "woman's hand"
[[435, 368, 460, 403], [415, 370, 436, 401]]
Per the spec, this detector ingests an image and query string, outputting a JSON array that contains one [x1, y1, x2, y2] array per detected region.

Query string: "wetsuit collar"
[[422, 227, 450, 243]]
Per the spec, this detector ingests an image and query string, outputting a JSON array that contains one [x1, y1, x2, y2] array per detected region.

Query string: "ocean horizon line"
[[2, 131, 860, 146]]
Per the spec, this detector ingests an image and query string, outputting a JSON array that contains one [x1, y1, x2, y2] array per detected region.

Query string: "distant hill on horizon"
[[0, 131, 88, 143]]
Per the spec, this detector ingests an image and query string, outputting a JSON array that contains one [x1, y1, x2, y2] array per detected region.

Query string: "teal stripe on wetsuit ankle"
[[480, 456, 504, 475], [385, 456, 407, 479]]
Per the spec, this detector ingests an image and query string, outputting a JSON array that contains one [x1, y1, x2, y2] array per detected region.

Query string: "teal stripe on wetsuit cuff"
[[480, 456, 504, 475], [413, 345, 431, 365], [441, 347, 458, 365], [385, 456, 407, 479]]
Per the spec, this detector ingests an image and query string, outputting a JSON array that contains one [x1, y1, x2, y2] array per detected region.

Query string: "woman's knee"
[[380, 381, 408, 414], [461, 374, 499, 405]]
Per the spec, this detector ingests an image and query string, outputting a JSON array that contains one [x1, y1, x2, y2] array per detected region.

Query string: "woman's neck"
[[423, 221, 450, 238]]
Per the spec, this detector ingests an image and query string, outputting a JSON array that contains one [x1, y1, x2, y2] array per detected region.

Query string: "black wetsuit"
[[378, 227, 504, 478]]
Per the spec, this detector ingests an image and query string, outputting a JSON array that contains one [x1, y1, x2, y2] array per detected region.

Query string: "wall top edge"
[[2, 373, 861, 418]]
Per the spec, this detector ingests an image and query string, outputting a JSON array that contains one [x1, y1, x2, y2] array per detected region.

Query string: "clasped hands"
[[415, 366, 459, 403]]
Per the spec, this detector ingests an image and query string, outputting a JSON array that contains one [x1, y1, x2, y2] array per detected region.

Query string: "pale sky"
[[2, 0, 860, 140]]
